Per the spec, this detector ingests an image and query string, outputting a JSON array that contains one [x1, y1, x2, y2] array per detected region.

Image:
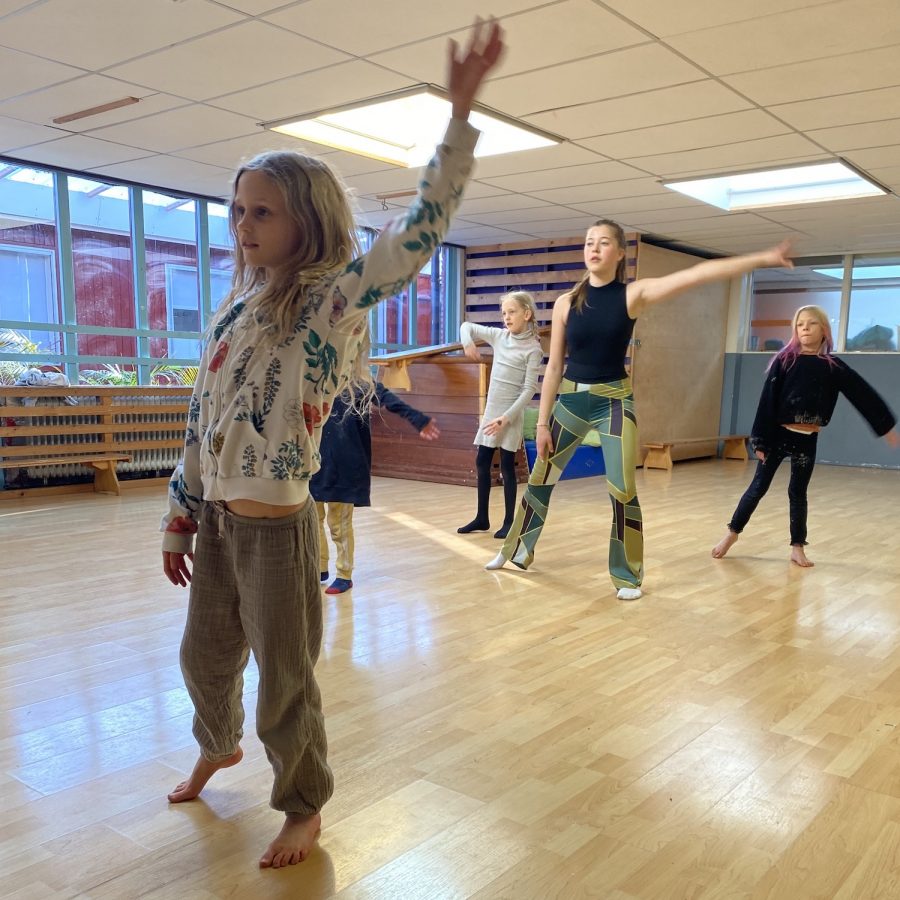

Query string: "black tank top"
[[564, 281, 635, 383]]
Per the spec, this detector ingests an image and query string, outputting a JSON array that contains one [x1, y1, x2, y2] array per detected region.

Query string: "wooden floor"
[[2, 460, 900, 899]]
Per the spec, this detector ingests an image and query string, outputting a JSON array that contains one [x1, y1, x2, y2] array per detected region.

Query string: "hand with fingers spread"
[[448, 18, 505, 120]]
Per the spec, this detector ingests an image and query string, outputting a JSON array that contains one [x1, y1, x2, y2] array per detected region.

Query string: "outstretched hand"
[[448, 18, 505, 120], [885, 428, 900, 449], [419, 418, 441, 440], [760, 239, 795, 270]]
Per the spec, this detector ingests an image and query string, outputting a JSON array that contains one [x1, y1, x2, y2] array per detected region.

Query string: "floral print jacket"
[[161, 118, 478, 554]]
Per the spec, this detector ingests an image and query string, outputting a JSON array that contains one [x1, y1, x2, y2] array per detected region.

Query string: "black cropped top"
[[564, 281, 635, 383], [751, 354, 896, 453]]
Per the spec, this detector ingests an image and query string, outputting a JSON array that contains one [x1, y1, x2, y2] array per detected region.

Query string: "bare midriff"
[[225, 498, 306, 518], [781, 423, 821, 434]]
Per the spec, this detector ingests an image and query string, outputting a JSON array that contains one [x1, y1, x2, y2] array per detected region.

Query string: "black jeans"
[[728, 428, 818, 546]]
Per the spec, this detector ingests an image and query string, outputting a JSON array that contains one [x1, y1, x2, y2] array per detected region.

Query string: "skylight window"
[[816, 265, 900, 280], [664, 161, 886, 211], [264, 85, 560, 168]]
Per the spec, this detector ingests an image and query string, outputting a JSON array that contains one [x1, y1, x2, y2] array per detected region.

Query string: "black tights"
[[458, 444, 518, 536], [728, 429, 818, 545]]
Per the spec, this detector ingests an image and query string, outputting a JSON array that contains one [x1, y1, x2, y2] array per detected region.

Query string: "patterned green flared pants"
[[500, 378, 643, 589]]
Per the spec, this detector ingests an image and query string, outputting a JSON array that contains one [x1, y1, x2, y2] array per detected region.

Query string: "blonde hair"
[[217, 150, 359, 338], [569, 219, 627, 313], [215, 149, 375, 411], [501, 290, 539, 336]]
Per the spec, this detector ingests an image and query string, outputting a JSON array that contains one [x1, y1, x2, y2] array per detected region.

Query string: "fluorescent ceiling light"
[[264, 85, 561, 168], [816, 265, 900, 280], [664, 161, 887, 211]]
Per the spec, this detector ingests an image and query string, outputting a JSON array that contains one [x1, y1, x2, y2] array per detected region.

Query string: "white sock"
[[485, 552, 507, 571], [617, 587, 642, 601]]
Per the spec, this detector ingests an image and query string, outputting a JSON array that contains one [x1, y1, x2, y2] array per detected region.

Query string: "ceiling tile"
[[265, 0, 545, 57], [481, 44, 707, 118], [471, 144, 606, 180], [0, 75, 187, 130], [456, 193, 546, 217], [0, 116, 66, 154], [843, 145, 900, 170], [624, 135, 827, 179], [104, 20, 349, 102], [599, 0, 836, 38], [370, 0, 647, 83], [0, 0, 243, 69], [667, 0, 900, 76], [444, 224, 528, 246], [478, 160, 645, 193], [530, 178, 671, 205], [209, 60, 415, 122], [770, 86, 900, 132], [723, 45, 900, 106], [89, 155, 233, 198], [85, 105, 259, 154], [0, 47, 84, 102], [806, 119, 900, 153], [567, 193, 706, 217], [462, 205, 588, 227], [524, 80, 752, 141], [580, 110, 791, 159], [0, 0, 42, 14], [9, 134, 151, 169], [213, 0, 292, 12]]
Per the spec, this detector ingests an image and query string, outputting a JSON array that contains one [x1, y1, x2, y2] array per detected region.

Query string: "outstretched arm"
[[627, 240, 794, 317]]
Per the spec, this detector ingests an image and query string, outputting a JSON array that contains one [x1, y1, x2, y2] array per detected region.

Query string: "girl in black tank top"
[[486, 219, 795, 603]]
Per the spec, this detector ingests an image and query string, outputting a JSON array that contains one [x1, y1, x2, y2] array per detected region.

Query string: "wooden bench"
[[0, 385, 191, 497], [643, 435, 749, 471], [0, 452, 132, 494]]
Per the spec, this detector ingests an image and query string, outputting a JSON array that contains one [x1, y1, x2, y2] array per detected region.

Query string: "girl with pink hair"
[[712, 305, 898, 566]]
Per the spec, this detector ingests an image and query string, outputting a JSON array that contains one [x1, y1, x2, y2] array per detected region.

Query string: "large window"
[[748, 259, 842, 352], [68, 176, 136, 366], [847, 255, 900, 352], [0, 159, 464, 383], [746, 252, 900, 354], [0, 244, 57, 349], [368, 242, 462, 354], [0, 165, 61, 358]]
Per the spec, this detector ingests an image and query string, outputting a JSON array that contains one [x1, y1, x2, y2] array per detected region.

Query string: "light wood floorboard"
[[2, 460, 899, 898]]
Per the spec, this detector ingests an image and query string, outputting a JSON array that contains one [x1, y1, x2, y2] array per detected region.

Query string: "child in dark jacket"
[[312, 383, 439, 593], [712, 304, 898, 566]]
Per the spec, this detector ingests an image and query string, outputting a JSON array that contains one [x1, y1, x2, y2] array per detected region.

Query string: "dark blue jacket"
[[310, 383, 429, 506]]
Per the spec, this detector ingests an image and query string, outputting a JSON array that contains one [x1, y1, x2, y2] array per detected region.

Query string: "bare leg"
[[790, 545, 814, 567], [259, 812, 321, 868], [711, 530, 739, 559], [167, 746, 243, 802]]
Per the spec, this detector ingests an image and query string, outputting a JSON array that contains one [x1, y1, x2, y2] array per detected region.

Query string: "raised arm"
[[627, 240, 794, 317], [329, 21, 505, 332]]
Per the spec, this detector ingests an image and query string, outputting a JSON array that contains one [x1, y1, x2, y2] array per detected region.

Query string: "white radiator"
[[19, 393, 188, 480]]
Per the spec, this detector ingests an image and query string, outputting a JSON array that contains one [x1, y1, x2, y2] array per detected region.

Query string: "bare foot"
[[711, 530, 739, 559], [167, 746, 243, 802], [259, 812, 321, 869], [791, 545, 814, 567]]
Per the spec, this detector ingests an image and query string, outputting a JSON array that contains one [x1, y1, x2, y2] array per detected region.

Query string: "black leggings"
[[475, 444, 517, 526], [728, 428, 818, 545]]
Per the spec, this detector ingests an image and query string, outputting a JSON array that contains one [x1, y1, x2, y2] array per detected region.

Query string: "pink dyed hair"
[[767, 304, 837, 371]]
